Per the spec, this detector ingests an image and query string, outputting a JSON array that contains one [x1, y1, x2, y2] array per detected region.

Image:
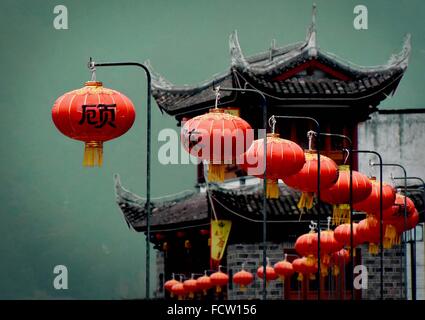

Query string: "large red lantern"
[[196, 272, 212, 295], [394, 194, 416, 216], [210, 267, 229, 293], [240, 133, 305, 198], [334, 223, 359, 249], [353, 180, 396, 216], [181, 108, 252, 182], [292, 257, 318, 281], [331, 249, 350, 277], [406, 209, 420, 230], [383, 194, 416, 220], [52, 81, 136, 167], [321, 166, 372, 225], [273, 254, 294, 282], [232, 266, 254, 292], [312, 229, 344, 265], [295, 230, 318, 264], [357, 217, 380, 254], [283, 151, 339, 209]]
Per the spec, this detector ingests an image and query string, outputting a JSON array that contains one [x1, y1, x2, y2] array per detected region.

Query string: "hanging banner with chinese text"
[[210, 220, 232, 269]]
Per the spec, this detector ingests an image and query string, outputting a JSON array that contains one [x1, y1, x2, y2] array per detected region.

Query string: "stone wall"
[[360, 244, 406, 300], [357, 111, 425, 182], [358, 110, 425, 300], [154, 250, 165, 299], [226, 242, 293, 300]]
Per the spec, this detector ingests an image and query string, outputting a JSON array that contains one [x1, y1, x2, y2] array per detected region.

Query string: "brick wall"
[[360, 244, 406, 300], [227, 242, 292, 300]]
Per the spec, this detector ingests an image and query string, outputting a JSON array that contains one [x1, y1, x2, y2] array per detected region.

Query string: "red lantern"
[[383, 194, 416, 219], [210, 267, 229, 293], [283, 151, 338, 209], [155, 233, 166, 241], [295, 231, 318, 264], [321, 166, 372, 225], [357, 217, 380, 254], [232, 266, 254, 291], [183, 275, 198, 299], [181, 108, 253, 182], [196, 272, 212, 295], [331, 249, 350, 277], [353, 180, 396, 215], [312, 229, 344, 265], [176, 231, 186, 238], [199, 229, 210, 236], [406, 209, 420, 230], [395, 194, 416, 215], [257, 258, 278, 283], [334, 223, 359, 249], [292, 257, 317, 281], [240, 133, 305, 198], [164, 274, 179, 297], [171, 281, 187, 300], [273, 254, 294, 282], [52, 81, 136, 167]]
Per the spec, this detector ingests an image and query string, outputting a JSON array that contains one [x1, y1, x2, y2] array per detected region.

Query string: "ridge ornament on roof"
[[146, 5, 410, 118]]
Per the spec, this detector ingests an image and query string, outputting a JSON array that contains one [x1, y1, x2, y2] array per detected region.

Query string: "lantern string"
[[88, 57, 96, 81], [342, 148, 350, 165], [307, 130, 317, 150], [214, 86, 221, 109], [203, 160, 219, 221], [268, 115, 276, 133]]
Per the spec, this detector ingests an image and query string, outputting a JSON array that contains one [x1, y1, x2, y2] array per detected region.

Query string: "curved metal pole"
[[392, 176, 424, 301], [371, 162, 408, 300], [354, 150, 384, 300], [218, 86, 268, 300], [91, 60, 152, 299], [318, 132, 356, 300], [270, 115, 321, 300]]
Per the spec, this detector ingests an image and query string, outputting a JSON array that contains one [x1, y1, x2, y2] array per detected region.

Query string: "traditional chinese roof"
[[147, 6, 410, 120], [115, 174, 424, 234]]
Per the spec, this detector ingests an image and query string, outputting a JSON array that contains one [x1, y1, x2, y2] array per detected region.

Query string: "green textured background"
[[0, 0, 423, 299]]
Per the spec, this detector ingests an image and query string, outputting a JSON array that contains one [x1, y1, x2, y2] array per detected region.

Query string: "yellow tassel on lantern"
[[306, 255, 316, 266], [309, 273, 316, 280], [216, 285, 222, 293], [297, 192, 314, 210], [297, 273, 303, 281], [333, 265, 340, 277], [83, 141, 103, 167], [239, 285, 247, 292], [322, 254, 331, 265], [184, 240, 192, 250], [332, 204, 350, 226], [384, 225, 397, 249], [346, 247, 356, 257], [320, 262, 329, 277], [178, 295, 183, 301], [208, 163, 226, 182], [266, 179, 280, 199], [189, 292, 194, 299], [369, 243, 379, 255]]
